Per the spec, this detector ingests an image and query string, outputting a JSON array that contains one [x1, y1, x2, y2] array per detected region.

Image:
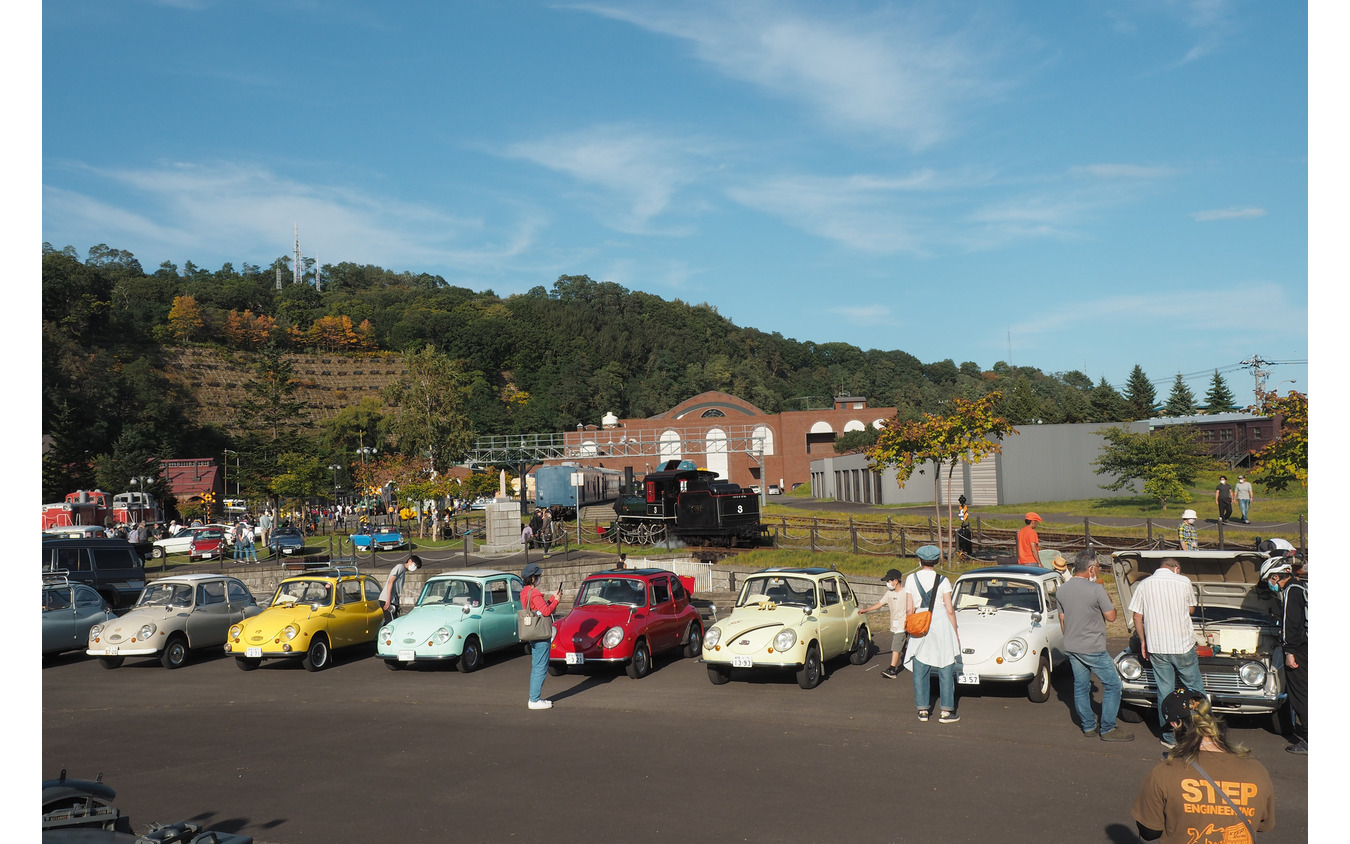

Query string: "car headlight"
[[704, 626, 721, 649], [284, 624, 299, 640], [1003, 638, 1028, 661], [773, 628, 797, 651], [1117, 654, 1143, 680], [229, 625, 241, 639], [138, 623, 156, 640], [1239, 662, 1266, 688], [602, 626, 625, 649], [434, 627, 452, 645], [90, 624, 103, 638], [379, 626, 392, 640]]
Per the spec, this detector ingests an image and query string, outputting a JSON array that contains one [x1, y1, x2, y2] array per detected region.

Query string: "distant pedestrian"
[[1235, 475, 1254, 523], [1016, 513, 1042, 565], [1058, 551, 1132, 742], [859, 568, 907, 679], [231, 522, 245, 562], [1129, 557, 1203, 747], [539, 508, 554, 558], [616, 553, 627, 570], [1177, 510, 1199, 551], [380, 555, 421, 624], [1259, 553, 1307, 755], [1214, 475, 1233, 523], [257, 510, 272, 547], [241, 523, 258, 563], [905, 545, 961, 723]]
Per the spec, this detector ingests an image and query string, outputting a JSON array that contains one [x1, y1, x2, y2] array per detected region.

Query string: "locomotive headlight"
[[1239, 662, 1266, 687], [773, 628, 797, 651], [602, 626, 625, 649], [434, 627, 452, 645], [283, 624, 300, 640], [1004, 638, 1028, 661], [138, 623, 156, 640], [704, 627, 722, 649], [1117, 654, 1143, 680]]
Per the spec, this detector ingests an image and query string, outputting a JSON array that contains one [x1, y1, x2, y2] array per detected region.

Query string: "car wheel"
[[683, 623, 703, 658], [625, 639, 651, 679], [849, 625, 872, 665], [458, 636, 483, 674], [547, 662, 566, 677], [151, 546, 165, 560], [302, 636, 331, 672], [98, 656, 124, 670], [235, 656, 260, 671], [160, 635, 189, 670], [797, 642, 822, 689], [1027, 653, 1052, 702], [707, 664, 731, 685], [384, 659, 402, 671], [1117, 706, 1145, 724]]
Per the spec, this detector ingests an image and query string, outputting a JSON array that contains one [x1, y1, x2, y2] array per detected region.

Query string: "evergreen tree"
[[1123, 364, 1156, 420], [1162, 373, 1198, 417], [1088, 377, 1130, 422], [1203, 369, 1238, 414]]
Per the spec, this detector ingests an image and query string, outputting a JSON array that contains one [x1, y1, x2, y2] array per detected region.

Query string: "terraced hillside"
[[163, 347, 408, 433]]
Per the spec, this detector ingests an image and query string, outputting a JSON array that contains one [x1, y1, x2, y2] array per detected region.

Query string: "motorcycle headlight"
[[434, 627, 452, 645], [138, 623, 156, 640], [90, 624, 103, 638], [1239, 662, 1266, 688], [284, 624, 300, 640], [229, 625, 241, 639], [704, 626, 721, 649], [1004, 638, 1027, 661], [602, 626, 625, 649], [773, 628, 797, 651], [1117, 654, 1143, 680]]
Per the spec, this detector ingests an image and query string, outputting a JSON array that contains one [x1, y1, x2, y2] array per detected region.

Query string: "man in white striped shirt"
[[1128, 557, 1205, 747]]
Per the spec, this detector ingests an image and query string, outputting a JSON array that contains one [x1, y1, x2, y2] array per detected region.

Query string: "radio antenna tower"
[[293, 224, 302, 287], [314, 253, 321, 292]]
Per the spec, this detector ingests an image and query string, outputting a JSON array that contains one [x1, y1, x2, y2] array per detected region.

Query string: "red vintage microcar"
[[188, 527, 227, 561], [548, 568, 703, 679]]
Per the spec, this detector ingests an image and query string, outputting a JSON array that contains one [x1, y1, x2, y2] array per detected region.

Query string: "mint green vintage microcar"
[[377, 570, 525, 673]]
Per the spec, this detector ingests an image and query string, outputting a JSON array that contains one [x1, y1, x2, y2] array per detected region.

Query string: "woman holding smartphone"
[[520, 563, 562, 710]]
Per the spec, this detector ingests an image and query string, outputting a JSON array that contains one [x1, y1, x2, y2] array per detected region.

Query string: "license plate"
[[245, 647, 262, 658], [203, 552, 214, 559], [731, 655, 754, 668], [103, 647, 119, 656], [399, 649, 415, 662], [957, 672, 980, 685], [565, 652, 585, 665]]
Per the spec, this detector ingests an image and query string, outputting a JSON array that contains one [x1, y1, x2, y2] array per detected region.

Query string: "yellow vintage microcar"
[[703, 567, 871, 689], [225, 566, 383, 672]]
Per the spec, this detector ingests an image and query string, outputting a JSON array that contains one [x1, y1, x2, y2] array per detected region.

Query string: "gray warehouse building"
[[810, 421, 1149, 507]]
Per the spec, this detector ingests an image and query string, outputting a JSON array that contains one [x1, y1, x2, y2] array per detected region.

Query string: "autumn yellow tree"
[[166, 295, 204, 343], [1248, 388, 1307, 490], [223, 309, 280, 349], [867, 392, 1016, 560], [307, 315, 361, 351]]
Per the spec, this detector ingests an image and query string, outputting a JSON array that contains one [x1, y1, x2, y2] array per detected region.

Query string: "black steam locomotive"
[[611, 460, 768, 547]]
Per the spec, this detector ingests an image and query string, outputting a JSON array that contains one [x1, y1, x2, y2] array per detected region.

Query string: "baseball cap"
[[882, 569, 904, 582], [1160, 688, 1206, 727]]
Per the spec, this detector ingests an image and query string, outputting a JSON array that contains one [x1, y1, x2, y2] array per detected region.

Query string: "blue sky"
[[37, 0, 1312, 405]]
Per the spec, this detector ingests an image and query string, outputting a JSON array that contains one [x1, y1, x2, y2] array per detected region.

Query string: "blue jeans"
[[1238, 498, 1250, 521], [528, 639, 550, 702], [1150, 649, 1205, 743], [912, 659, 956, 712], [1068, 651, 1123, 734]]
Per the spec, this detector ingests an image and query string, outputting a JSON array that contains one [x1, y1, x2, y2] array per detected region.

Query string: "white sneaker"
[[528, 699, 553, 710]]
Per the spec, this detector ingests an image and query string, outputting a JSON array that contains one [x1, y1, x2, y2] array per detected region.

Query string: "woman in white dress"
[[904, 544, 963, 723]]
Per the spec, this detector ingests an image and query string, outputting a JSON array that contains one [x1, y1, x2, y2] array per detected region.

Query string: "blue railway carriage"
[[534, 464, 623, 518], [612, 460, 767, 547]]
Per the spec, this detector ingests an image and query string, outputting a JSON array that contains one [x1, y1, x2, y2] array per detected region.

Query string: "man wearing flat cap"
[[859, 568, 907, 679], [1017, 513, 1042, 565]]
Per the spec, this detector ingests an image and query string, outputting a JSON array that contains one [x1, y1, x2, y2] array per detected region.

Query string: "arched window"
[[659, 430, 682, 460], [701, 408, 726, 418], [844, 419, 866, 432], [705, 428, 728, 481], [751, 425, 775, 456], [809, 421, 835, 434]]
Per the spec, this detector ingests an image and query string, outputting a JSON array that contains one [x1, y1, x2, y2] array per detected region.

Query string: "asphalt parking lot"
[[41, 631, 1308, 844]]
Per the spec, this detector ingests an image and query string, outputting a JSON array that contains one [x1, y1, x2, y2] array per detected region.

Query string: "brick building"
[[557, 391, 896, 492]]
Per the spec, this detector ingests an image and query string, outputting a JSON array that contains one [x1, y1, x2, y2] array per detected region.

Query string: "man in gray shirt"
[[1058, 550, 1133, 742]]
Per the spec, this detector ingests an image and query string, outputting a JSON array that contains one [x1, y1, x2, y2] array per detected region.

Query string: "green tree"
[[867, 392, 1016, 559], [1248, 389, 1307, 491], [383, 344, 475, 472], [238, 345, 308, 442], [1161, 374, 1197, 417], [269, 451, 327, 504], [1088, 377, 1130, 422], [833, 428, 879, 454], [1203, 370, 1238, 414], [1093, 425, 1215, 492], [1143, 464, 1191, 512], [1123, 364, 1157, 420]]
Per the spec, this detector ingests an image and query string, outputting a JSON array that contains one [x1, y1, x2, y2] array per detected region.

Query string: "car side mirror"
[[1031, 612, 1042, 624]]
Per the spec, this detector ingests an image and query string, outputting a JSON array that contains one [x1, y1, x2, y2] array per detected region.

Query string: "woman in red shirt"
[[521, 562, 562, 710]]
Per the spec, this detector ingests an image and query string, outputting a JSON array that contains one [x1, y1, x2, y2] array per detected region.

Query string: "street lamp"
[[1276, 379, 1297, 394], [130, 475, 152, 525], [224, 449, 240, 498], [328, 464, 343, 512]]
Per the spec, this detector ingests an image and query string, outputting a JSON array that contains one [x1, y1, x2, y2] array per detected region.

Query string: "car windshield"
[[137, 583, 194, 608], [272, 579, 334, 606], [954, 578, 1043, 612], [194, 529, 223, 540], [276, 529, 301, 540], [576, 577, 648, 608], [737, 576, 817, 610], [419, 579, 482, 607]]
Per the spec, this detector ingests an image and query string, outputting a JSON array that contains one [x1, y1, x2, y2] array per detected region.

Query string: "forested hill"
[[41, 242, 1141, 499]]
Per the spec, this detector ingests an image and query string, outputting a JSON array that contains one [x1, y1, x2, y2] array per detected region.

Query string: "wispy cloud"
[[569, 1, 1024, 149], [1191, 206, 1266, 222], [1101, 0, 1243, 65], [829, 304, 894, 326], [501, 125, 719, 234], [42, 160, 543, 271]]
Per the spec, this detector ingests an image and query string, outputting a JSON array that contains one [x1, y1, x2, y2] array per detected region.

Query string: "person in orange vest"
[[1017, 512, 1042, 565]]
